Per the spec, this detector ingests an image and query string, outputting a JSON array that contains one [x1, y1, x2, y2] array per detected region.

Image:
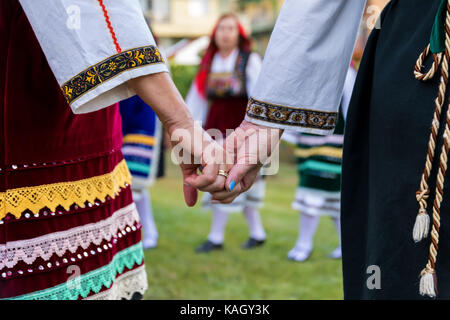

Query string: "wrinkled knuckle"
[[222, 197, 235, 204], [205, 175, 216, 185]]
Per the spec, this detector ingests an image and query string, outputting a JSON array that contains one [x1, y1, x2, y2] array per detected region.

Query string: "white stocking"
[[207, 208, 229, 245], [243, 206, 266, 241], [288, 212, 320, 261], [330, 216, 342, 259]]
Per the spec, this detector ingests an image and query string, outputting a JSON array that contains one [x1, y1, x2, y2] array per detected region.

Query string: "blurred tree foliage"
[[237, 0, 277, 10], [237, 0, 264, 8], [170, 63, 198, 98]]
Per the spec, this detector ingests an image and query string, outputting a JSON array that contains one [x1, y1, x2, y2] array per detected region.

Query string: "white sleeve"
[[19, 0, 169, 114], [246, 0, 366, 135], [245, 52, 263, 96], [185, 83, 209, 125], [341, 66, 358, 120]]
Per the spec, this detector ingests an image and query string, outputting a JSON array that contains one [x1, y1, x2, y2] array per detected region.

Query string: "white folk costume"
[[246, 0, 450, 299], [186, 23, 267, 250], [1, 0, 168, 300], [283, 65, 357, 262], [187, 49, 265, 214]]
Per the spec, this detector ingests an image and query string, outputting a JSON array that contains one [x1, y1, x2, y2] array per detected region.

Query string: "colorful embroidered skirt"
[[293, 133, 343, 218], [0, 1, 146, 300], [0, 153, 147, 300]]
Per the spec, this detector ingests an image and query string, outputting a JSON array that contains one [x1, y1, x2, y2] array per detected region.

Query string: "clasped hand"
[[179, 120, 282, 206]]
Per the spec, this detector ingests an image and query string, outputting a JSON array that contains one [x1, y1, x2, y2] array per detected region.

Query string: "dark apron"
[[342, 0, 450, 299]]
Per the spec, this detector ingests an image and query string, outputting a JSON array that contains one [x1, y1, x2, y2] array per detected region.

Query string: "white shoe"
[[329, 246, 342, 259], [143, 238, 158, 249], [287, 246, 312, 262]]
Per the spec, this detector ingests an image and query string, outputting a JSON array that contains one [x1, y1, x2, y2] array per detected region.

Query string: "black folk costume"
[[343, 0, 450, 299], [245, 0, 450, 299]]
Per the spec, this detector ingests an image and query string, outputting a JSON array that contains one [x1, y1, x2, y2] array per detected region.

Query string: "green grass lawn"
[[144, 155, 343, 300]]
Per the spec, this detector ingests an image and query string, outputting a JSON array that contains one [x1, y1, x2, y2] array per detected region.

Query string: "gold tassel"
[[419, 268, 437, 298], [413, 0, 450, 298], [413, 208, 430, 242]]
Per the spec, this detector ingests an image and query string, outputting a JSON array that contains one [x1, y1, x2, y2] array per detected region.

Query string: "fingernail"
[[229, 181, 236, 192]]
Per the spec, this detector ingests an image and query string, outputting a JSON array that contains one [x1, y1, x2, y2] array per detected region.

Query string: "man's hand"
[[128, 73, 235, 206], [210, 120, 283, 203]]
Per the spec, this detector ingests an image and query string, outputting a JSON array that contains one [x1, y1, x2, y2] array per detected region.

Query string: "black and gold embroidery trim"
[[61, 45, 164, 105], [246, 97, 338, 130]]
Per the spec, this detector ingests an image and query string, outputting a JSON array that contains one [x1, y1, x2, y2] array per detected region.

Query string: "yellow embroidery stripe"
[[295, 146, 343, 159], [123, 134, 155, 146], [0, 160, 131, 220]]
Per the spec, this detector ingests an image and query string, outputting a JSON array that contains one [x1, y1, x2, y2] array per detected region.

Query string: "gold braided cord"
[[414, 44, 443, 81], [415, 47, 447, 218], [414, 0, 450, 297], [424, 1, 450, 284], [0, 160, 131, 220]]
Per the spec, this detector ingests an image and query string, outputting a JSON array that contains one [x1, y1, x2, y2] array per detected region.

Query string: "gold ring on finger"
[[218, 170, 228, 178]]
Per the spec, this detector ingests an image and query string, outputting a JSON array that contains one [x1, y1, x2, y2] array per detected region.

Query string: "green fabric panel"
[[298, 160, 342, 175], [7, 242, 144, 300], [296, 154, 342, 165], [297, 155, 341, 165], [431, 0, 447, 53]]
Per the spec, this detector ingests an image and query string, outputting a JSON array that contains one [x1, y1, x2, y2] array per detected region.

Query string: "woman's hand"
[[209, 120, 283, 203], [128, 72, 234, 206], [170, 122, 237, 206]]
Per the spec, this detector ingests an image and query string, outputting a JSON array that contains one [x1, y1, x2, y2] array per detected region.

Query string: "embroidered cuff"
[[62, 45, 167, 114], [246, 97, 338, 135]]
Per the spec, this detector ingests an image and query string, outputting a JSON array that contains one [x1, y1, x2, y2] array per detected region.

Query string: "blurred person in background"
[[186, 13, 267, 253], [120, 96, 162, 249], [119, 26, 165, 250], [283, 64, 357, 262]]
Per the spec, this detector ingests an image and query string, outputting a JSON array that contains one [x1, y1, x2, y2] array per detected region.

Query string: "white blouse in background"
[[186, 48, 262, 125]]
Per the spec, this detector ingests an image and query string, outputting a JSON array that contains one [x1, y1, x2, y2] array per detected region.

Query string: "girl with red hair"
[[186, 14, 267, 253]]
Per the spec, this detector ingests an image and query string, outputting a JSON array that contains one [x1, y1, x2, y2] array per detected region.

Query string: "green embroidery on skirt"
[[127, 162, 151, 175], [298, 160, 342, 175], [7, 242, 144, 300], [431, 0, 447, 54]]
